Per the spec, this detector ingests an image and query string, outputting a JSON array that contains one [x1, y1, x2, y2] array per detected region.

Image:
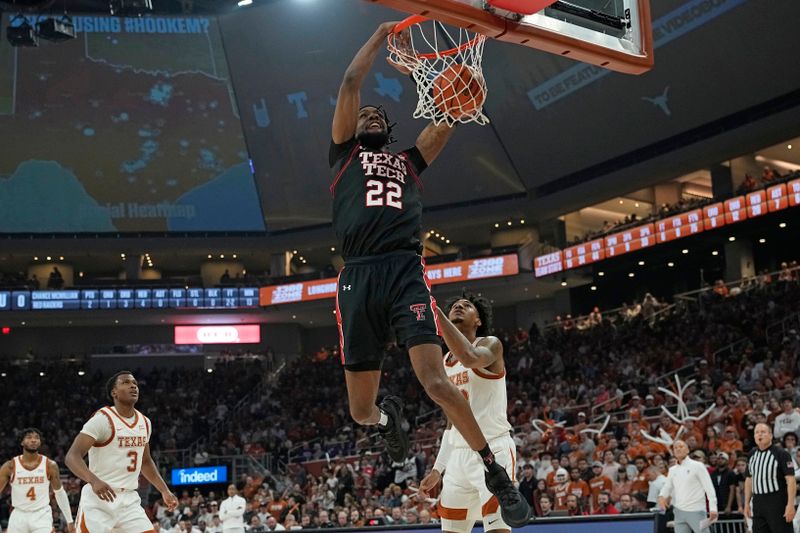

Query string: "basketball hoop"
[[387, 16, 489, 126]]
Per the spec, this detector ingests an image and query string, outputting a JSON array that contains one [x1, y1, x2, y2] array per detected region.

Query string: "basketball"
[[432, 64, 486, 119]]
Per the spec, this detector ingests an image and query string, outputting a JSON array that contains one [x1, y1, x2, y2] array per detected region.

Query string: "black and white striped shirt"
[[746, 445, 794, 497]]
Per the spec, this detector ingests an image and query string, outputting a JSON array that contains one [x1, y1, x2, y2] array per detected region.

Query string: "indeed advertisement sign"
[[171, 466, 227, 486]]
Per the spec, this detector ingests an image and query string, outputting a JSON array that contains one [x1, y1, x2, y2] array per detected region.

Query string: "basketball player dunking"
[[419, 294, 523, 531], [330, 22, 529, 526], [0, 428, 75, 533], [65, 371, 178, 532]]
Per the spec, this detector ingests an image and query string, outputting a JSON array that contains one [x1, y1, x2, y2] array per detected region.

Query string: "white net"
[[387, 19, 489, 126]]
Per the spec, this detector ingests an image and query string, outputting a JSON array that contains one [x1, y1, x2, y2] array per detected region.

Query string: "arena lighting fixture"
[[638, 260, 645, 266], [238, 0, 254, 5], [560, 279, 567, 286], [590, 285, 597, 291], [36, 15, 76, 42], [39, 372, 45, 377], [520, 219, 525, 224], [494, 223, 499, 228], [331, 247, 336, 252], [598, 271, 604, 276], [207, 368, 213, 373], [628, 272, 634, 278], [619, 200, 623, 204], [33, 256, 38, 261], [207, 254, 212, 259], [682, 249, 689, 254], [712, 250, 719, 256], [77, 370, 85, 376], [232, 254, 237, 259], [59, 256, 64, 260], [668, 262, 675, 267], [789, 144, 793, 150], [46, 256, 51, 261], [507, 221, 512, 226], [446, 239, 451, 244], [779, 222, 787, 228], [759, 238, 766, 243], [109, 0, 154, 16], [728, 236, 736, 242], [7, 15, 38, 47]]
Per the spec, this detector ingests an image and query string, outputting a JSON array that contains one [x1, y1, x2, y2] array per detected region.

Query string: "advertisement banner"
[[174, 325, 260, 345]]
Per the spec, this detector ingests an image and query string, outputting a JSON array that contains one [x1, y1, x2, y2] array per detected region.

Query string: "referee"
[[744, 423, 797, 533]]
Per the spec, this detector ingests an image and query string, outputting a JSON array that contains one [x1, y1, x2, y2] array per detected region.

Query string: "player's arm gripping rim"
[[65, 434, 117, 503], [48, 458, 76, 533], [435, 307, 503, 370], [332, 21, 399, 144], [140, 442, 179, 511]]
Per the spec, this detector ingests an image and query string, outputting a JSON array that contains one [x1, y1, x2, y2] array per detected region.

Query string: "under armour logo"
[[641, 86, 671, 116], [342, 285, 352, 291], [410, 303, 427, 321]]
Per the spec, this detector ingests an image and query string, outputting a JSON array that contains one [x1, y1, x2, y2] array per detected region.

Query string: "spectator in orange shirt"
[[568, 467, 591, 509], [551, 469, 571, 511], [588, 462, 613, 511], [705, 426, 720, 453], [630, 456, 650, 496], [718, 426, 744, 456], [612, 468, 633, 503]]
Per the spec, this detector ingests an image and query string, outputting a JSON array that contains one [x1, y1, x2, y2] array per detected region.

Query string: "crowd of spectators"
[[571, 195, 711, 245], [571, 164, 800, 246], [131, 263, 800, 532], [736, 165, 800, 195], [0, 359, 265, 528], [2, 264, 799, 532]]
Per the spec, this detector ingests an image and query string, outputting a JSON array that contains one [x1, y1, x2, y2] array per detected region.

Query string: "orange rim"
[[389, 15, 483, 61]]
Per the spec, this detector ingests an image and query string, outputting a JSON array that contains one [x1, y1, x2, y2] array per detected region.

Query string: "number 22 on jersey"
[[365, 180, 402, 209]]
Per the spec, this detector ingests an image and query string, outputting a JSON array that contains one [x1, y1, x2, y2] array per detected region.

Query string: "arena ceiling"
[[1, 0, 799, 270]]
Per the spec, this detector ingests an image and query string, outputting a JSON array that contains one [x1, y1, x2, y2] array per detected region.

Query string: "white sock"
[[378, 411, 389, 427]]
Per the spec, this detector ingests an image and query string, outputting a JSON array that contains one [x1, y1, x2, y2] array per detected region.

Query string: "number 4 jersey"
[[80, 407, 151, 490], [329, 138, 427, 258], [10, 455, 49, 511]]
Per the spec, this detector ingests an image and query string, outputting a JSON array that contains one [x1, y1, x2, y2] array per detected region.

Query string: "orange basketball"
[[432, 64, 485, 119]]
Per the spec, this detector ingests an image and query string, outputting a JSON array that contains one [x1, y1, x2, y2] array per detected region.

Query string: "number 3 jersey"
[[10, 455, 49, 511], [80, 407, 151, 490], [329, 138, 428, 258]]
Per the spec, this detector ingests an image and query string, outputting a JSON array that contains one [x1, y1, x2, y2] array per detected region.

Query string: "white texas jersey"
[[444, 337, 512, 448], [10, 455, 50, 511], [81, 406, 151, 490]]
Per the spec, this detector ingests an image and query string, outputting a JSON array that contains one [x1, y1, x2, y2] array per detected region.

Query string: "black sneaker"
[[484, 460, 532, 527], [377, 395, 409, 463]]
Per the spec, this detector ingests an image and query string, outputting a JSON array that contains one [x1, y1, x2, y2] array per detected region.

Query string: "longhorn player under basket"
[[419, 293, 520, 533]]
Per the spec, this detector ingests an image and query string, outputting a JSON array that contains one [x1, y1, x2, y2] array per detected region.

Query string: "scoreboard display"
[[0, 288, 259, 311]]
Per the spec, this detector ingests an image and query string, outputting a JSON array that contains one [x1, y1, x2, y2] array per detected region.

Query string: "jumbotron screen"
[[0, 14, 265, 233]]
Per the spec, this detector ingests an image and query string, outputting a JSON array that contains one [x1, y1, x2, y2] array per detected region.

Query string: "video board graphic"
[[0, 15, 265, 233]]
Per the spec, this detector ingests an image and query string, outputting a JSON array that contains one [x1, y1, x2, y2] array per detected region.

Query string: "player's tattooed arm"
[[332, 22, 399, 143], [415, 121, 456, 166], [435, 307, 503, 371]]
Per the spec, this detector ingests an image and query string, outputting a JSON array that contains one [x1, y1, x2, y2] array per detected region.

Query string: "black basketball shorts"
[[335, 250, 442, 371]]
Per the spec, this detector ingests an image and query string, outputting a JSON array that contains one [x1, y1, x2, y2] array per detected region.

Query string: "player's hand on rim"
[[162, 490, 179, 512], [90, 478, 116, 502]]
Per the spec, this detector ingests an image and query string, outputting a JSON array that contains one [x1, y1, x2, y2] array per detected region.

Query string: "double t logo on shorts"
[[409, 303, 427, 321]]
